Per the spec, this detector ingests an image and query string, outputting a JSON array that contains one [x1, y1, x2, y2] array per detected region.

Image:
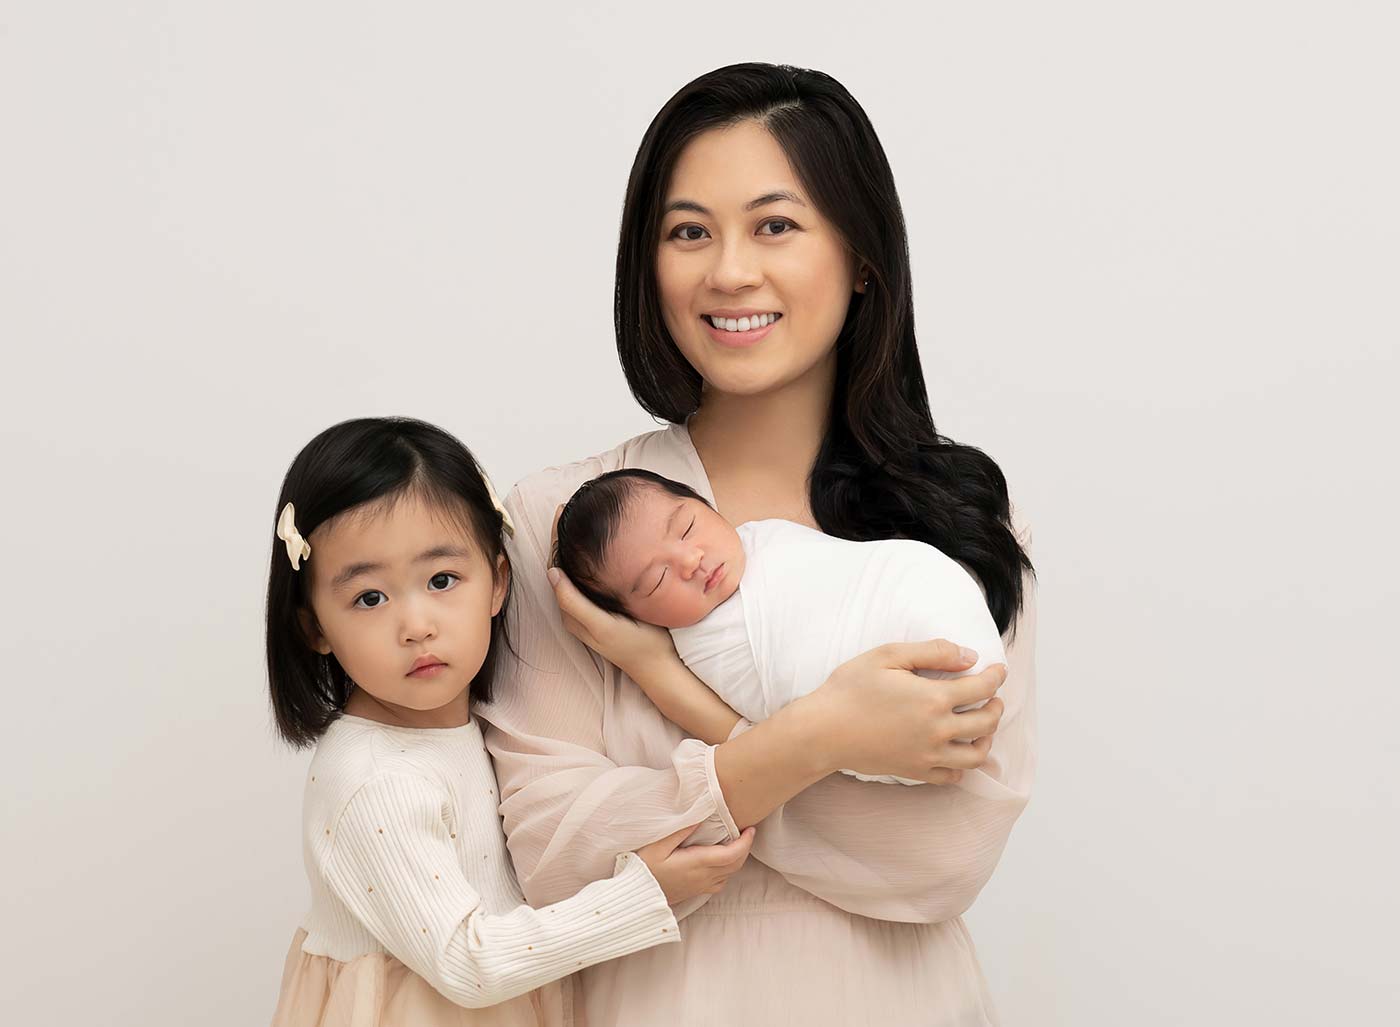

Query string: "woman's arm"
[[548, 505, 1037, 921], [485, 476, 1032, 922]]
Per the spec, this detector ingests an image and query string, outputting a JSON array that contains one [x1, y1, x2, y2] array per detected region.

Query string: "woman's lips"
[[704, 564, 725, 593], [702, 315, 778, 349]]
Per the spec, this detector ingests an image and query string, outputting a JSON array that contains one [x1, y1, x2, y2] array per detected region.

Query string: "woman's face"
[[656, 119, 863, 400]]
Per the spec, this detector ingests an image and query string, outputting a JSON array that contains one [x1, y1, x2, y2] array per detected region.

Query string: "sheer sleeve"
[[479, 474, 742, 919], [735, 518, 1038, 923]]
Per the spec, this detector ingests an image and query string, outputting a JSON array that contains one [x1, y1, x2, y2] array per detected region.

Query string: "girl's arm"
[[319, 773, 679, 1010]]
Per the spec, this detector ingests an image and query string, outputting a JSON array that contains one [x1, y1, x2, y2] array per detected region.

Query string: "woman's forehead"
[[666, 121, 805, 208]]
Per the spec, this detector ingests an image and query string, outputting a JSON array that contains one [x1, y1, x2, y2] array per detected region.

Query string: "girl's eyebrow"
[[662, 190, 807, 217], [331, 545, 473, 591]]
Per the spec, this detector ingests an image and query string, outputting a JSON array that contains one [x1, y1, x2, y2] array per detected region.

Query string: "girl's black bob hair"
[[552, 469, 708, 617], [265, 417, 513, 748]]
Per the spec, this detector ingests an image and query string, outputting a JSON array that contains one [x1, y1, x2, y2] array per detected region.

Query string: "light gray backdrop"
[[2, 2, 1396, 1024]]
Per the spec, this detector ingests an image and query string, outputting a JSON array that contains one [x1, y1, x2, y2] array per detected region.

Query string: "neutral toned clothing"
[[479, 423, 1037, 1027], [270, 715, 678, 1026], [669, 516, 1007, 785]]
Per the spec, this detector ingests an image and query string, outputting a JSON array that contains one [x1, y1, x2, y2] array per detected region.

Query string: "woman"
[[479, 63, 1036, 1025]]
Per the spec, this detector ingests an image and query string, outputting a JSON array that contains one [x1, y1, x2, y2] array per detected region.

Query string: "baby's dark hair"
[[265, 417, 514, 748], [553, 469, 709, 617]]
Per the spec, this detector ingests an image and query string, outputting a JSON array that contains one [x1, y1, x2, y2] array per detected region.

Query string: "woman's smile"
[[702, 312, 781, 348]]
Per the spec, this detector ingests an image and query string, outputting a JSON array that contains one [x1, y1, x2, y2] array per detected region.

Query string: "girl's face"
[[301, 495, 507, 724], [597, 489, 745, 629], [655, 118, 864, 400]]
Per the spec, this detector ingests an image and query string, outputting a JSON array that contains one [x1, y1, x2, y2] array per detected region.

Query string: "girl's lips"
[[702, 315, 778, 349], [704, 564, 726, 593], [408, 660, 448, 678]]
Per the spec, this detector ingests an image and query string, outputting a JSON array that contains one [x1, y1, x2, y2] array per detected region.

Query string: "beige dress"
[[479, 422, 1037, 1027]]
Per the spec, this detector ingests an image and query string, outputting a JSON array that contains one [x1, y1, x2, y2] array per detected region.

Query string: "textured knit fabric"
[[669, 517, 1007, 784], [478, 422, 1038, 1027], [269, 715, 678, 1026]]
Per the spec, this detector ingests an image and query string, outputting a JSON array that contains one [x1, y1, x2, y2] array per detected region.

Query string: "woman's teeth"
[[706, 313, 781, 332]]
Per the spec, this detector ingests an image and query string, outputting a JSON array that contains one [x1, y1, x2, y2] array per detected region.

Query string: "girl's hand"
[[635, 825, 757, 905], [547, 503, 678, 678], [802, 640, 1008, 785]]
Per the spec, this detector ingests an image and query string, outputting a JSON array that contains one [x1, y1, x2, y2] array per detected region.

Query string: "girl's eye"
[[428, 572, 459, 592], [354, 591, 386, 610], [758, 218, 796, 236], [669, 224, 709, 242]]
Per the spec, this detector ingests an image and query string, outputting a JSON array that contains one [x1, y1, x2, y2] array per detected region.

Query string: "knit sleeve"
[[318, 773, 678, 1009]]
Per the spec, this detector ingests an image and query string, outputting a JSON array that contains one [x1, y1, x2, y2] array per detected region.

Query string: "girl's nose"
[[401, 601, 437, 645]]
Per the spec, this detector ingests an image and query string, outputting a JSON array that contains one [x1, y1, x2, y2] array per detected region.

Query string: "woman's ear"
[[491, 553, 510, 618], [853, 263, 871, 294], [298, 608, 332, 655]]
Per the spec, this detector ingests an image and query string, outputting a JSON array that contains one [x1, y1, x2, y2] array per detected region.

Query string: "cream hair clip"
[[483, 474, 515, 539], [277, 502, 312, 571]]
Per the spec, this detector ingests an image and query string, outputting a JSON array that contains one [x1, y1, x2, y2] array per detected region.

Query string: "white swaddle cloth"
[[669, 518, 1006, 785]]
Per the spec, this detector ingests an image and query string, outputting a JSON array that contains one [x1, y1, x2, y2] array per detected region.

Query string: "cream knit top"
[[294, 714, 679, 1010]]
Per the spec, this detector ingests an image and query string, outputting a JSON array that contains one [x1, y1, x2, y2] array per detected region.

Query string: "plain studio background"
[[2, 2, 1396, 1024]]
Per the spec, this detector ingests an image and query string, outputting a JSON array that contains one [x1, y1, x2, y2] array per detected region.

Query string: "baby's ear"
[[298, 608, 332, 655]]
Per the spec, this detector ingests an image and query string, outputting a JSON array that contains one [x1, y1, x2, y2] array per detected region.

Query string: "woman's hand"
[[546, 565, 678, 678], [636, 824, 757, 905], [802, 640, 1008, 785], [546, 502, 681, 678]]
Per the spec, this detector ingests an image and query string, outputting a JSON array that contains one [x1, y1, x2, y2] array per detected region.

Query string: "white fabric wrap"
[[670, 519, 1007, 785]]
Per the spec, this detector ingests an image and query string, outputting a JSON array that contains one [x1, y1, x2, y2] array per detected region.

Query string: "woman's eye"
[[758, 218, 795, 236], [670, 224, 709, 242], [428, 572, 459, 592], [354, 591, 386, 609]]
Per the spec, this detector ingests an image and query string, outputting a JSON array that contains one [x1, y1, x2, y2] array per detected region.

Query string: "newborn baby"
[[552, 469, 1006, 785]]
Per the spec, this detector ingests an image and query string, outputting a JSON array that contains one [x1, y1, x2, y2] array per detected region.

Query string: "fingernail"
[[959, 647, 978, 663], [546, 568, 562, 587]]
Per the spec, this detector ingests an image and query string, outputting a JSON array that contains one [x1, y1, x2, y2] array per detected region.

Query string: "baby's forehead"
[[612, 486, 677, 540]]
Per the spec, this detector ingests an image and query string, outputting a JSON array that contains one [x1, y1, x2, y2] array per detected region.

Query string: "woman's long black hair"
[[614, 62, 1033, 636], [265, 417, 513, 748]]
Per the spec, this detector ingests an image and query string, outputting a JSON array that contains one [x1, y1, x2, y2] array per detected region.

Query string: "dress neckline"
[[667, 418, 719, 509]]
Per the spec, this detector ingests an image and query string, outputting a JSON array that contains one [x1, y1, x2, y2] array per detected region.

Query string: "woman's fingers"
[[885, 638, 977, 673], [954, 696, 1004, 737], [936, 736, 994, 769], [947, 663, 1008, 706]]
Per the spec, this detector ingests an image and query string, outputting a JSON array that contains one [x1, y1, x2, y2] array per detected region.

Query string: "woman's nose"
[[707, 238, 763, 293]]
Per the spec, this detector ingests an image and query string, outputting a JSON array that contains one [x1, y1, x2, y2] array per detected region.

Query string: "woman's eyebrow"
[[662, 191, 807, 217]]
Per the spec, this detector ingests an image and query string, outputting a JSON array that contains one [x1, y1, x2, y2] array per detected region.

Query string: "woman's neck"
[[687, 355, 835, 524]]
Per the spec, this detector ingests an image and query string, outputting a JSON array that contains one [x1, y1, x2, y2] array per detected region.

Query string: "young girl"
[[265, 417, 754, 1027]]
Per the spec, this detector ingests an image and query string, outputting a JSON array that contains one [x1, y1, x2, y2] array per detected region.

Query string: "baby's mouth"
[[703, 563, 726, 593]]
